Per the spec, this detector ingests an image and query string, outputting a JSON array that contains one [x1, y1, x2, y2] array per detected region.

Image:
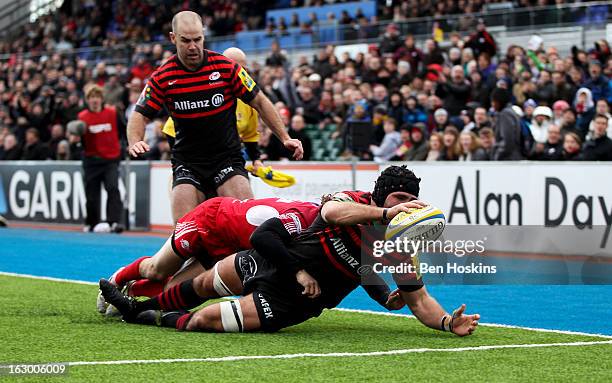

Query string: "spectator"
[[464, 106, 491, 134], [478, 127, 495, 160], [574, 87, 596, 138], [379, 23, 402, 54], [289, 114, 312, 161], [435, 65, 471, 117], [56, 140, 71, 160], [390, 124, 412, 161], [562, 131, 583, 160], [466, 19, 497, 58], [491, 87, 525, 160], [265, 40, 288, 67], [560, 108, 578, 134], [296, 86, 321, 124], [439, 125, 461, 161], [432, 108, 449, 133], [551, 71, 575, 103], [48, 124, 66, 159], [403, 96, 428, 126], [21, 128, 50, 160], [0, 134, 21, 160], [404, 123, 428, 161], [531, 124, 563, 161], [582, 60, 610, 102], [78, 85, 124, 233], [530, 106, 554, 144], [582, 114, 612, 160], [394, 34, 423, 73], [369, 118, 401, 163], [459, 131, 488, 161], [387, 91, 405, 124], [587, 99, 612, 139], [426, 132, 443, 162], [552, 100, 570, 126]]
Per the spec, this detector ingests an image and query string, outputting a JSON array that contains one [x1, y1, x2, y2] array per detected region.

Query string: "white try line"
[[67, 340, 612, 366], [2, 271, 612, 340]]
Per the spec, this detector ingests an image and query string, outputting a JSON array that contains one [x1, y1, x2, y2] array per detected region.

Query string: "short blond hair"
[[84, 84, 104, 99]]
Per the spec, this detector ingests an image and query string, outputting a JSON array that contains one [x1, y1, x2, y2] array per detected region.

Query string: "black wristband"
[[382, 208, 389, 222]]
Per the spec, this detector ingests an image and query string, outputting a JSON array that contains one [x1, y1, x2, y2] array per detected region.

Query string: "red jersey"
[[78, 106, 121, 160], [172, 197, 319, 260]]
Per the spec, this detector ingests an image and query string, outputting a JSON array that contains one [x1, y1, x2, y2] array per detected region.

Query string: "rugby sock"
[[175, 313, 194, 331], [129, 279, 165, 297], [115, 256, 150, 286], [134, 279, 204, 312]]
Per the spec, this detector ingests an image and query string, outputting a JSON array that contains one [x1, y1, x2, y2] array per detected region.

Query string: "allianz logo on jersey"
[[174, 93, 224, 111]]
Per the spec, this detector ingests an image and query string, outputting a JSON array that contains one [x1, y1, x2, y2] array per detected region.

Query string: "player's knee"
[[211, 263, 235, 297]]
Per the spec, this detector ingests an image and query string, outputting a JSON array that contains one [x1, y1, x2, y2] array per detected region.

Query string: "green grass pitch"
[[1, 274, 611, 382]]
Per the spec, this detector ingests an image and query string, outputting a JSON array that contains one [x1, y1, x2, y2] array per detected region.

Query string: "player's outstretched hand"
[[284, 138, 304, 160], [387, 200, 429, 220], [129, 141, 150, 157], [251, 159, 264, 175], [450, 304, 480, 337], [296, 269, 320, 298], [385, 288, 406, 311]]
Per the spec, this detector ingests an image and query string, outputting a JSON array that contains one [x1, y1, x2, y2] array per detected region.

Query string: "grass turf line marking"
[[3, 271, 612, 340], [66, 340, 612, 366]]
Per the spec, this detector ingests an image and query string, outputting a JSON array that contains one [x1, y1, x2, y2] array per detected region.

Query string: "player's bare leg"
[[171, 183, 205, 224], [216, 175, 254, 199], [163, 257, 206, 290], [182, 295, 261, 332]]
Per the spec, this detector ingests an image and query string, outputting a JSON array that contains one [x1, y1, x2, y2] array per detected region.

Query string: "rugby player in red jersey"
[[96, 197, 319, 313], [127, 11, 303, 223], [101, 166, 480, 336]]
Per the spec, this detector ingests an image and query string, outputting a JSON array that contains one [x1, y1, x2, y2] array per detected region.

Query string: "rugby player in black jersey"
[[101, 166, 479, 336], [127, 11, 303, 223]]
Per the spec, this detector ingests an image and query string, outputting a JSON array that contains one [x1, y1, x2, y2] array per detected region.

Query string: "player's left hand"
[[284, 138, 304, 160], [385, 288, 405, 311], [450, 304, 480, 337], [251, 159, 264, 175]]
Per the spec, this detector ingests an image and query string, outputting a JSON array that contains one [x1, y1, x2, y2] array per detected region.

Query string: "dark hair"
[[594, 113, 609, 122], [372, 165, 420, 207], [491, 87, 511, 106]]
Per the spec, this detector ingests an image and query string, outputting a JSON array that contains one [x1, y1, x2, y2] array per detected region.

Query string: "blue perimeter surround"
[[1, 228, 610, 335]]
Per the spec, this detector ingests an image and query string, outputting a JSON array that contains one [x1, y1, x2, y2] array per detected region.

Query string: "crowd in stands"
[[1, 1, 612, 162]]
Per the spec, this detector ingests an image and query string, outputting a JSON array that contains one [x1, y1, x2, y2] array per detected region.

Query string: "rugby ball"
[[385, 205, 446, 242]]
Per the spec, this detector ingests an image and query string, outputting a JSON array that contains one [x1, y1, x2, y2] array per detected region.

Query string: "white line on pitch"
[[3, 271, 612, 340], [67, 340, 612, 366]]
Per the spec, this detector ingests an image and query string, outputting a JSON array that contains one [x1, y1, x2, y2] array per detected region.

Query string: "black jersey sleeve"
[[250, 217, 304, 273], [229, 63, 260, 104]]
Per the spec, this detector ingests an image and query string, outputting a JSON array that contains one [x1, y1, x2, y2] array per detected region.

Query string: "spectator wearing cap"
[[582, 114, 612, 160], [531, 106, 553, 144], [404, 123, 428, 161], [308, 73, 322, 99], [574, 87, 596, 138], [432, 108, 449, 133], [587, 99, 612, 139], [562, 131, 583, 160], [582, 60, 610, 102], [552, 100, 570, 126], [491, 87, 525, 160], [459, 131, 488, 161], [438, 125, 461, 161], [369, 118, 401, 163], [523, 99, 538, 122], [435, 65, 471, 117], [531, 124, 563, 161]]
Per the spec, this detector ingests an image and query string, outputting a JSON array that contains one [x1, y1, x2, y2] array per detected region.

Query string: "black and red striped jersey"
[[134, 51, 260, 164], [284, 190, 423, 309]]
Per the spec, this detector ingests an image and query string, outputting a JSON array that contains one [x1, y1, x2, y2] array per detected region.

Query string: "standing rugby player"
[[128, 11, 303, 223]]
